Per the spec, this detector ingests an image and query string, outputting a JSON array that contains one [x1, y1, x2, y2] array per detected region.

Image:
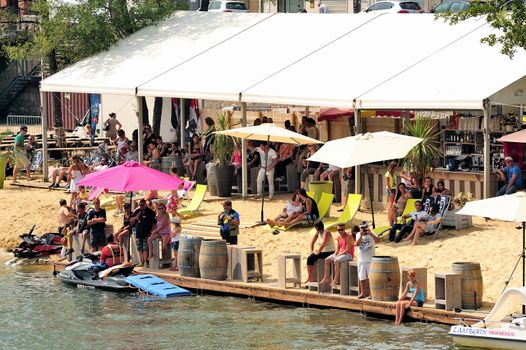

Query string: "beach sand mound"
[[0, 183, 521, 303]]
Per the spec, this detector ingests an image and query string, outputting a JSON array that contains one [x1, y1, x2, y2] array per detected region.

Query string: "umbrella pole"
[[127, 193, 133, 263]]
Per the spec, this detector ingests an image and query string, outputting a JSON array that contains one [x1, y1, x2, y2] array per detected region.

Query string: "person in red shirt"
[[99, 235, 123, 268]]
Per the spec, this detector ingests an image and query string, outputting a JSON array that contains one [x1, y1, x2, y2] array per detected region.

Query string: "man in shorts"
[[355, 221, 379, 299], [87, 198, 107, 252], [12, 125, 32, 184], [130, 199, 156, 267]]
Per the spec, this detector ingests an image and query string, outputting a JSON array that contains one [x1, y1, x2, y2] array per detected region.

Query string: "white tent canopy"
[[40, 12, 526, 110], [137, 13, 381, 100], [357, 24, 526, 110], [240, 15, 493, 107], [40, 12, 273, 95]]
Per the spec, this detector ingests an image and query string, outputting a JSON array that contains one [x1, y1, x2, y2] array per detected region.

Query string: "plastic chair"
[[320, 194, 362, 231], [275, 192, 334, 231], [178, 184, 207, 217], [372, 198, 418, 237]]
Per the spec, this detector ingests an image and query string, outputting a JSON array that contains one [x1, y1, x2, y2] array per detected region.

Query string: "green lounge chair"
[[317, 194, 362, 232], [372, 198, 418, 237], [273, 192, 334, 231], [178, 184, 207, 217]]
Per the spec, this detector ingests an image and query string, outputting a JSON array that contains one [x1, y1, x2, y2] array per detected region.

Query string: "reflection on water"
[[0, 259, 459, 350]]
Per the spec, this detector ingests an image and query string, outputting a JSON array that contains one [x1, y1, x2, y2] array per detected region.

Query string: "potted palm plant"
[[402, 116, 442, 189], [212, 111, 235, 197]]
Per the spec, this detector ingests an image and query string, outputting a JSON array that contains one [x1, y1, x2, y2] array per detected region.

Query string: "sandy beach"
[[1, 181, 522, 304]]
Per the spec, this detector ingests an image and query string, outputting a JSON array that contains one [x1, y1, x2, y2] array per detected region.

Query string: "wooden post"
[[135, 96, 144, 162], [483, 99, 491, 198], [241, 101, 248, 197], [40, 91, 48, 181], [404, 110, 410, 135]]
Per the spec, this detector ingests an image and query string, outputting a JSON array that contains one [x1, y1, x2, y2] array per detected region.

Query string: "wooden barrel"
[[199, 240, 228, 281], [369, 256, 401, 301], [452, 262, 483, 309], [161, 156, 177, 174], [178, 237, 203, 277]]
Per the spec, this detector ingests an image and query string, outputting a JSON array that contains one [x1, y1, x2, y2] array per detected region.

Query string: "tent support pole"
[[241, 101, 248, 198], [40, 91, 48, 181], [483, 99, 491, 199], [180, 99, 186, 147], [523, 221, 525, 313], [136, 96, 144, 162], [354, 108, 361, 195]]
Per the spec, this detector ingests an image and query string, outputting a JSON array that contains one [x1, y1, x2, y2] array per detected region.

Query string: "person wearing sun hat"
[[496, 156, 522, 196], [218, 200, 240, 245]]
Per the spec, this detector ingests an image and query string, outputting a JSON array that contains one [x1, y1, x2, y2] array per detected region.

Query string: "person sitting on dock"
[[115, 203, 132, 256], [147, 202, 171, 264], [395, 269, 424, 324], [388, 200, 427, 243], [279, 189, 319, 229], [304, 221, 335, 284], [100, 234, 123, 268], [356, 221, 379, 299], [218, 200, 240, 245], [320, 223, 354, 286]]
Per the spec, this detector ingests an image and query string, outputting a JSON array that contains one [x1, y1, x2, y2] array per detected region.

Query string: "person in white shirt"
[[388, 200, 427, 243], [403, 207, 442, 246], [252, 142, 278, 200], [355, 221, 379, 299]]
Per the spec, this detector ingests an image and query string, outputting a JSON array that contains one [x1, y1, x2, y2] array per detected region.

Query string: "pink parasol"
[[78, 161, 184, 191]]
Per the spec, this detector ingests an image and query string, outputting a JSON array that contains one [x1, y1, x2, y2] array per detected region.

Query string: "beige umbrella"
[[215, 123, 322, 223]]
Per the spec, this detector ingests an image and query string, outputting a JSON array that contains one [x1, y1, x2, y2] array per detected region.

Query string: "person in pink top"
[[231, 143, 242, 175], [320, 223, 355, 286], [147, 202, 171, 262]]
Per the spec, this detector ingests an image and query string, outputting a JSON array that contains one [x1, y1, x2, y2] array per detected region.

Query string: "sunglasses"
[[139, 203, 146, 206], [337, 228, 345, 232]]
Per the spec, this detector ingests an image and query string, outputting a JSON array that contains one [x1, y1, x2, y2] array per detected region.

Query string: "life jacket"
[[102, 244, 122, 267]]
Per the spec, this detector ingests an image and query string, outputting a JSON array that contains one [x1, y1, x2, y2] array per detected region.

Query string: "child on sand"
[[170, 216, 182, 271], [395, 270, 424, 324]]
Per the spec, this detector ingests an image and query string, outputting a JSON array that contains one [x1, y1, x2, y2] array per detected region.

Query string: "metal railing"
[[0, 115, 42, 134]]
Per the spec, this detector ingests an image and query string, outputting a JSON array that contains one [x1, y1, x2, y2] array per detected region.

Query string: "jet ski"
[[6, 226, 63, 266], [57, 254, 138, 293]]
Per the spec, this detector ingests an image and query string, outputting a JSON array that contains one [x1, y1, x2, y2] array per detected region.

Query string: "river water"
[[0, 258, 465, 350]]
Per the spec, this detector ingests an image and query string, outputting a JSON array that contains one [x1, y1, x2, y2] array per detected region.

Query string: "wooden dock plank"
[[52, 262, 485, 325]]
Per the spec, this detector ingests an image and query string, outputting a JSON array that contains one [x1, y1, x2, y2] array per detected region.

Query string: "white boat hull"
[[450, 326, 526, 350]]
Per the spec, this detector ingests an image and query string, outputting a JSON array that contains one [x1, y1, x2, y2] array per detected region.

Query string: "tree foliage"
[[1, 0, 187, 68], [441, 0, 526, 58]]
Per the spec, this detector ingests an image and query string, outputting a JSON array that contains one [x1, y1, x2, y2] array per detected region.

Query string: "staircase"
[[0, 60, 41, 116]]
